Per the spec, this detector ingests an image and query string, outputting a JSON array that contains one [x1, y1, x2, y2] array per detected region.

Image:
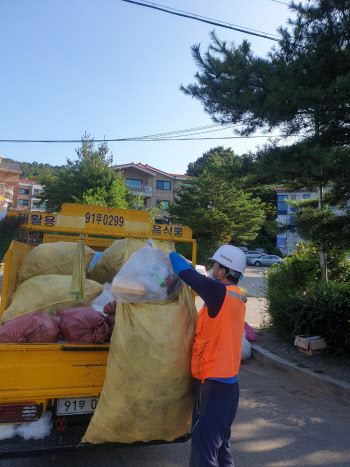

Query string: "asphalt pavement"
[[1, 359, 350, 466]]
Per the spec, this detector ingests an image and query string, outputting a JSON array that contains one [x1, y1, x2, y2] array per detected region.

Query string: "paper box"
[[294, 335, 327, 356]]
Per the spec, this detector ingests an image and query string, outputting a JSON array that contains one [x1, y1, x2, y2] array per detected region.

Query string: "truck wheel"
[[255, 261, 261, 267]]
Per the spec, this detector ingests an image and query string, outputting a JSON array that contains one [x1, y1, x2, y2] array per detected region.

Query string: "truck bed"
[[0, 343, 109, 403]]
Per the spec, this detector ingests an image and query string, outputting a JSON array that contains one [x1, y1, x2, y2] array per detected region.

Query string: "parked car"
[[250, 255, 284, 267], [246, 254, 265, 266], [245, 251, 267, 256]]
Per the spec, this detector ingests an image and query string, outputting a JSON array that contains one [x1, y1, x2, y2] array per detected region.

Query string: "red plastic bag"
[[103, 301, 116, 336], [0, 311, 60, 343], [58, 307, 109, 344], [244, 322, 257, 341]]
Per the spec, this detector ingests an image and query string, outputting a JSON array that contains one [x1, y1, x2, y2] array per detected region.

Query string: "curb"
[[251, 343, 350, 406]]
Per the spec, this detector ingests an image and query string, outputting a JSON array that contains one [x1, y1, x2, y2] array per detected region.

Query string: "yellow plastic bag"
[[1, 275, 104, 323], [82, 284, 197, 444], [18, 242, 95, 284]]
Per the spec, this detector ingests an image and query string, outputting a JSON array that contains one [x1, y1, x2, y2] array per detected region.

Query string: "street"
[[1, 358, 350, 466]]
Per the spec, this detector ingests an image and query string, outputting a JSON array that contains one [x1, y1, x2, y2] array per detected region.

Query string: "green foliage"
[[74, 172, 133, 209], [265, 242, 350, 356], [168, 166, 266, 248], [293, 282, 350, 357], [271, 248, 283, 257], [186, 146, 254, 178], [291, 203, 350, 251], [40, 136, 120, 212], [182, 0, 350, 248], [2, 158, 65, 181], [0, 215, 23, 260]]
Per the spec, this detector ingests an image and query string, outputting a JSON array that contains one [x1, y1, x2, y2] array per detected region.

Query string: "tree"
[[188, 151, 279, 252], [181, 0, 350, 276], [168, 168, 266, 263], [187, 146, 236, 177], [40, 136, 122, 212], [74, 172, 133, 209]]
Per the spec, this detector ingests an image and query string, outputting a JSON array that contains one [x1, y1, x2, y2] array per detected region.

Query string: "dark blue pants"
[[189, 379, 239, 467]]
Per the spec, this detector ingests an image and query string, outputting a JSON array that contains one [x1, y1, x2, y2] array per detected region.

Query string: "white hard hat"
[[210, 245, 246, 274]]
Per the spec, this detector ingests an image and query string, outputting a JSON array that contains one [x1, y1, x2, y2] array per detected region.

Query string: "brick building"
[[114, 163, 194, 221], [0, 157, 22, 210], [16, 179, 45, 212]]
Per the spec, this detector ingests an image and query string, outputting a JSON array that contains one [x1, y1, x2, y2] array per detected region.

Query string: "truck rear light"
[[0, 403, 42, 423]]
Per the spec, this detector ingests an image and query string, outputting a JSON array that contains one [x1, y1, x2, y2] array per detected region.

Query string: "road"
[[1, 359, 350, 466]]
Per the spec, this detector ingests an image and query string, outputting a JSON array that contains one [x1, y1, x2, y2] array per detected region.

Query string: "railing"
[[0, 182, 14, 200]]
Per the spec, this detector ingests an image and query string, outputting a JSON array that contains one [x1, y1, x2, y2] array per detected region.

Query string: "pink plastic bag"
[[244, 322, 257, 341], [0, 311, 60, 343], [58, 307, 109, 344]]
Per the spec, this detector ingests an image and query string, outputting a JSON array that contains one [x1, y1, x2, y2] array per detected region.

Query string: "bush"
[[265, 251, 320, 339], [271, 247, 283, 257], [293, 282, 350, 357], [265, 242, 350, 356]]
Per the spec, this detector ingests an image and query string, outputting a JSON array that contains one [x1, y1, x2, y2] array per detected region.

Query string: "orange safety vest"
[[191, 284, 247, 381]]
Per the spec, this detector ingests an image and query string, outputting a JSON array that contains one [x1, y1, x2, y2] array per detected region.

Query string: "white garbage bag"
[[241, 329, 252, 361], [111, 240, 181, 303]]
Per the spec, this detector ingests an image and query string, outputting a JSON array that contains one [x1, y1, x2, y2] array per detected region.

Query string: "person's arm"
[[169, 252, 226, 318]]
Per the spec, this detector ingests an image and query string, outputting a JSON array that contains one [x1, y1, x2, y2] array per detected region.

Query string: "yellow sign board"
[[7, 203, 192, 240]]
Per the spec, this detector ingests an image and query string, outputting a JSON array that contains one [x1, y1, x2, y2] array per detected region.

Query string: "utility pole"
[[318, 185, 328, 282], [315, 111, 328, 282]]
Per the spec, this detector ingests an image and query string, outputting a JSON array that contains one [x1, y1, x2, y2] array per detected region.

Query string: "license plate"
[[56, 397, 99, 415]]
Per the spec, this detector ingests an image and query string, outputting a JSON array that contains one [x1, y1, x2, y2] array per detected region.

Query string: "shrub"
[[265, 242, 350, 356], [293, 282, 350, 357], [271, 247, 283, 257]]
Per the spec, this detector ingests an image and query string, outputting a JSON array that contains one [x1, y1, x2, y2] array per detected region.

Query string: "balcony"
[[127, 184, 153, 198], [0, 182, 14, 202]]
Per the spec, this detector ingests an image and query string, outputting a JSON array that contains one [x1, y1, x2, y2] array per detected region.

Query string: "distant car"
[[245, 251, 267, 256], [245, 253, 266, 265], [251, 255, 284, 267]]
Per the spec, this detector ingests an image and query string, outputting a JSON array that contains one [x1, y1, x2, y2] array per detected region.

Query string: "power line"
[[269, 0, 289, 5], [121, 0, 280, 42], [0, 135, 288, 143]]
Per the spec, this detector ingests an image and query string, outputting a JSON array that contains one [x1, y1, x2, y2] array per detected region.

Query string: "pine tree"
[[181, 0, 350, 277]]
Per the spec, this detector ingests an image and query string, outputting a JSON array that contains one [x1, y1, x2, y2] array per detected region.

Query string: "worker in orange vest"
[[169, 245, 247, 467]]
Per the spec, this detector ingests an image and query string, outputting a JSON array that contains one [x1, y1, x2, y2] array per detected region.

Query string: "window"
[[126, 179, 142, 190], [157, 200, 170, 209], [19, 199, 29, 206], [19, 188, 30, 195], [32, 200, 41, 207], [33, 189, 40, 194], [277, 195, 288, 214], [155, 218, 168, 225], [291, 194, 297, 200], [156, 180, 171, 190], [303, 194, 310, 199]]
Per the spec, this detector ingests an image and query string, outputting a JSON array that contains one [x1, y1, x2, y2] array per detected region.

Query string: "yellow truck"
[[0, 203, 196, 458]]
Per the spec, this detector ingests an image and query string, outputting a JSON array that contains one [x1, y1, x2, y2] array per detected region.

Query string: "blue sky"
[[0, 0, 295, 175]]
